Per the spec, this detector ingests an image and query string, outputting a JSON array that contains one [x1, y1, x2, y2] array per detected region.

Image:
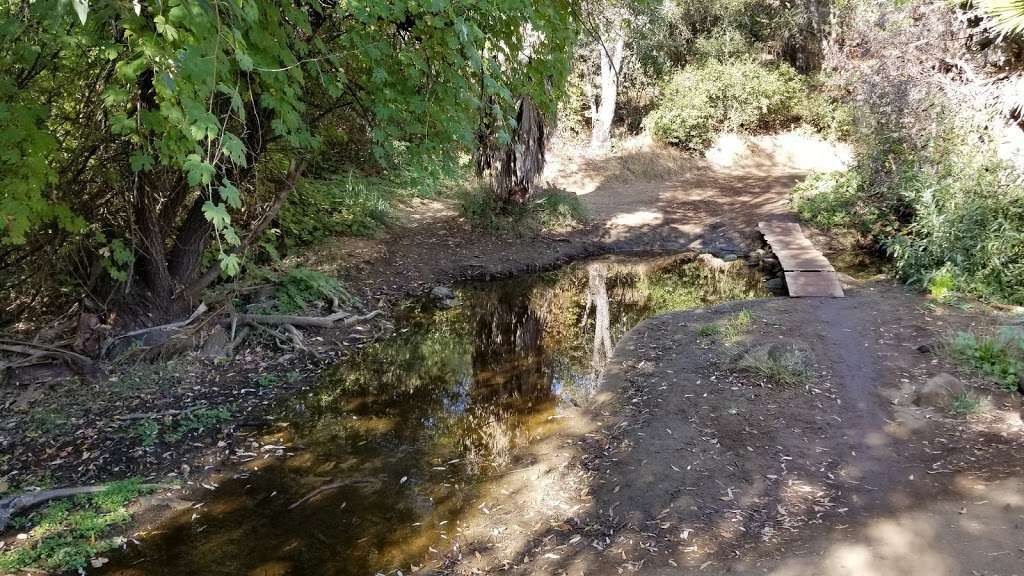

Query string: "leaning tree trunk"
[[488, 95, 548, 204], [590, 26, 624, 151]]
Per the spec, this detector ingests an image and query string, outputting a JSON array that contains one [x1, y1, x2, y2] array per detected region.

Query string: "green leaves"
[[0, 0, 580, 294], [220, 133, 247, 167], [217, 181, 242, 209], [201, 201, 231, 230], [982, 0, 1024, 36], [184, 154, 215, 186]]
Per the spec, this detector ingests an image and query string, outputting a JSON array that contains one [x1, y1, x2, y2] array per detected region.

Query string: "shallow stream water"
[[102, 252, 767, 576]]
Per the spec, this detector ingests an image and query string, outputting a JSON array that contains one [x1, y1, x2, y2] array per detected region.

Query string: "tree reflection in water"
[[100, 252, 766, 576]]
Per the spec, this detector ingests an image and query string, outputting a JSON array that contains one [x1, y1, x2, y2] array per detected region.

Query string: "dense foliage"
[[0, 0, 577, 324], [792, 1, 1024, 304], [645, 58, 804, 150]]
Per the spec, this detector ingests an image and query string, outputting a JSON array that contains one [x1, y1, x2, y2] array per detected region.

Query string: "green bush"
[[534, 189, 589, 228], [793, 124, 1024, 305], [792, 171, 880, 234], [278, 173, 394, 248], [949, 329, 1024, 392], [645, 58, 804, 151], [456, 186, 587, 232], [242, 266, 352, 314], [795, 90, 855, 141]]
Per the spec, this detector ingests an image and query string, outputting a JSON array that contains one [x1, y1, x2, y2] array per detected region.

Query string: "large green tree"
[[0, 0, 577, 326]]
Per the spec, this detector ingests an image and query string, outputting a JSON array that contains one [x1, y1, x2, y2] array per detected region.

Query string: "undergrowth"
[[0, 480, 154, 573], [697, 309, 753, 345], [948, 328, 1024, 392], [792, 122, 1024, 305], [456, 186, 588, 233], [949, 390, 981, 416], [239, 266, 353, 314]]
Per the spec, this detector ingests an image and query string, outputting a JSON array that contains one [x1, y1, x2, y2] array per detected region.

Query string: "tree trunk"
[[590, 29, 624, 151]]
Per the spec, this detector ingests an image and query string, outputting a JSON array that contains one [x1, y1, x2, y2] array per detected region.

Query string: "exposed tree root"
[[235, 309, 381, 329], [0, 484, 148, 532], [100, 303, 208, 358], [0, 340, 96, 373]]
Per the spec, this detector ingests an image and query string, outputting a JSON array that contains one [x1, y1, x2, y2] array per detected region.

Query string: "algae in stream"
[[100, 253, 766, 576]]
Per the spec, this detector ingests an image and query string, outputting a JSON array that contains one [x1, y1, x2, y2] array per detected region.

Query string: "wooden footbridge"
[[758, 222, 844, 298]]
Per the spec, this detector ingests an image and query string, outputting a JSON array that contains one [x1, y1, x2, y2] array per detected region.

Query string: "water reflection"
[[102, 253, 766, 576]]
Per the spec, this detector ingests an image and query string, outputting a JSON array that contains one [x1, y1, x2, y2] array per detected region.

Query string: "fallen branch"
[[114, 405, 204, 422], [288, 480, 346, 510], [237, 309, 382, 329], [101, 303, 208, 357], [0, 484, 152, 531], [282, 324, 308, 352], [0, 340, 94, 369]]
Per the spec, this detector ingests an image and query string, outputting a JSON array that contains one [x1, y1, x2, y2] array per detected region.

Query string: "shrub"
[[645, 58, 805, 151], [792, 171, 880, 234], [242, 266, 352, 314], [278, 173, 394, 248], [456, 186, 587, 232], [534, 189, 589, 229], [793, 123, 1024, 305], [795, 90, 855, 141], [949, 329, 1024, 392]]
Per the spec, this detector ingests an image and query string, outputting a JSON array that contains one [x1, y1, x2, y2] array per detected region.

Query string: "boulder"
[[765, 277, 785, 291], [913, 373, 965, 408]]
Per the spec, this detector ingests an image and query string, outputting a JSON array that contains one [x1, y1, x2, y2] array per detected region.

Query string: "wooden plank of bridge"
[[758, 221, 844, 298]]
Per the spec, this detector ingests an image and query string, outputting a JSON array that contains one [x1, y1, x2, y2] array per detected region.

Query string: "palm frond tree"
[[982, 0, 1024, 36]]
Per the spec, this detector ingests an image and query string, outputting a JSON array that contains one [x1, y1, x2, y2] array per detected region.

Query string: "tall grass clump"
[[948, 328, 1024, 392]]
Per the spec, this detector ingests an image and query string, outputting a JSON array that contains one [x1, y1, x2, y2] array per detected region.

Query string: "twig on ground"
[[288, 480, 346, 510]]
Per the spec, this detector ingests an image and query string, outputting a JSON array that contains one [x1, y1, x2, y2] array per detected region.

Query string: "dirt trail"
[[405, 136, 1024, 576], [435, 282, 1023, 576]]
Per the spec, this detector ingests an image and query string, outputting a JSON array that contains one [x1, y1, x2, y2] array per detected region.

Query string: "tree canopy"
[[1, 0, 577, 322]]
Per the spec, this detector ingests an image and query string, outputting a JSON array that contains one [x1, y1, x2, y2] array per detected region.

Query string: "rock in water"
[[914, 373, 965, 408]]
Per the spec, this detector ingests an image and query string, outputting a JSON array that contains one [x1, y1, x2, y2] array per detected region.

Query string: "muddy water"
[[103, 253, 767, 576]]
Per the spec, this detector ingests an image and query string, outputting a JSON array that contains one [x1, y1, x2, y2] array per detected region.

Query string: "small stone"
[[723, 254, 738, 262], [430, 286, 454, 300], [916, 343, 933, 354]]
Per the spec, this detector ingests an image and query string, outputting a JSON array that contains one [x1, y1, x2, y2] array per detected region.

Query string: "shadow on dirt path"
[[441, 280, 1024, 576], [306, 132, 849, 305]]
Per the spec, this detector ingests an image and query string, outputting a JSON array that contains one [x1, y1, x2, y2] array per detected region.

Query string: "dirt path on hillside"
[[432, 281, 1024, 576], [308, 132, 850, 303]]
